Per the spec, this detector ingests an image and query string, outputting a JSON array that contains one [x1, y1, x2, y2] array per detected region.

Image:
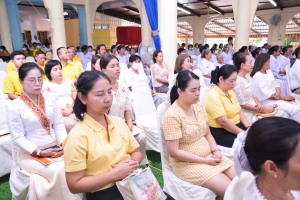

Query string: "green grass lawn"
[[0, 150, 163, 200]]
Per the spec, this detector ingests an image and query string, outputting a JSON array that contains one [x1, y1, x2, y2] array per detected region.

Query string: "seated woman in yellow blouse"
[[163, 70, 235, 199], [205, 65, 249, 148], [62, 71, 142, 200]]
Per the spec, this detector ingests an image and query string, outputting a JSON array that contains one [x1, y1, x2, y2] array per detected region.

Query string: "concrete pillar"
[[29, 16, 38, 41], [78, 5, 88, 46], [85, 0, 93, 46], [231, 0, 259, 51], [43, 0, 66, 58], [0, 0, 13, 52], [5, 0, 23, 51], [185, 35, 189, 48], [158, 0, 177, 73], [141, 0, 151, 42]]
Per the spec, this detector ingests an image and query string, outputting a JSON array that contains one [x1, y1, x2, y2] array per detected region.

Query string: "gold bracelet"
[[211, 149, 220, 154]]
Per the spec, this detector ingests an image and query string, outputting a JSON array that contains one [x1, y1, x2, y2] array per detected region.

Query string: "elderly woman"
[[43, 60, 78, 132], [6, 63, 74, 199], [205, 65, 249, 148], [152, 50, 169, 93], [233, 117, 300, 200]]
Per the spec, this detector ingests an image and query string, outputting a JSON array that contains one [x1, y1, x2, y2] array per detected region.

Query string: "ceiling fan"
[[181, 0, 207, 8]]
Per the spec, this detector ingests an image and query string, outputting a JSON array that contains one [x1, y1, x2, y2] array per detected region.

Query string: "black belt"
[[292, 87, 300, 93]]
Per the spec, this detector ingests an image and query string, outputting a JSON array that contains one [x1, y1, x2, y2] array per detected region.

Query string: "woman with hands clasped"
[[6, 63, 74, 199], [162, 71, 235, 200], [62, 71, 142, 200]]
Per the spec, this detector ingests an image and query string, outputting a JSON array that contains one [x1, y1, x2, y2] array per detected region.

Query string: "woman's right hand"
[[112, 160, 139, 181], [263, 106, 275, 113], [206, 156, 222, 166], [40, 147, 64, 158]]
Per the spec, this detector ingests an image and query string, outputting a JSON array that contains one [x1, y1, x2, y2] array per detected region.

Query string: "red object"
[[116, 26, 141, 46]]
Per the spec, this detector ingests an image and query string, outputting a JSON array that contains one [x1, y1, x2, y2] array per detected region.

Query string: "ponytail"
[[170, 85, 179, 105]]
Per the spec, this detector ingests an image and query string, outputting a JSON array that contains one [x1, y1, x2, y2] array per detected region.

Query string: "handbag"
[[116, 167, 166, 200]]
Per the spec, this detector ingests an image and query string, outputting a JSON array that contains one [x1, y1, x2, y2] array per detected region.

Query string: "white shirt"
[[44, 46, 52, 52], [78, 52, 92, 70], [200, 59, 215, 85], [193, 48, 200, 56], [243, 176, 300, 200], [109, 81, 131, 120], [262, 48, 268, 53], [186, 50, 195, 56], [221, 52, 232, 64], [289, 59, 300, 90], [210, 54, 217, 64], [196, 54, 202, 66], [117, 55, 128, 65], [252, 70, 280, 101], [124, 68, 147, 91], [214, 62, 225, 68], [228, 43, 235, 55], [6, 92, 67, 153], [233, 74, 256, 106], [31, 39, 41, 44]]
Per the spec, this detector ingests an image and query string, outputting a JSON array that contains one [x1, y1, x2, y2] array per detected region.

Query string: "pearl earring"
[[274, 174, 278, 178]]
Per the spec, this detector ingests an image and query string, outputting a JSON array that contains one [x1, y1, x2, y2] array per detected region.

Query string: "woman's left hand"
[[255, 103, 264, 112], [62, 107, 73, 117], [212, 151, 222, 160], [127, 121, 133, 132]]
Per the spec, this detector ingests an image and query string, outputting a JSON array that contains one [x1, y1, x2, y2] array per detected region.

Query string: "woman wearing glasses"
[[6, 63, 75, 199]]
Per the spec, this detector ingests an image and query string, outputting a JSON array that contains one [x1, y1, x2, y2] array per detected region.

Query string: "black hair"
[[110, 45, 116, 52], [91, 55, 101, 70], [200, 46, 206, 54], [1, 46, 7, 51], [219, 43, 223, 48], [295, 47, 300, 59], [234, 52, 250, 71], [170, 70, 199, 105], [210, 47, 217, 53], [117, 45, 124, 52], [188, 44, 193, 49], [181, 43, 186, 46], [153, 49, 163, 63], [19, 62, 44, 81], [100, 54, 119, 70], [251, 47, 262, 58], [204, 44, 209, 49], [177, 48, 185, 55], [210, 65, 237, 85], [45, 60, 62, 80], [250, 53, 270, 77], [57, 47, 65, 58], [35, 51, 45, 57], [23, 44, 30, 54], [282, 47, 289, 55], [74, 71, 111, 120], [81, 45, 88, 52], [232, 52, 240, 64], [238, 46, 248, 53], [268, 45, 280, 55], [10, 51, 25, 60], [228, 37, 233, 42], [27, 40, 32, 44], [45, 42, 50, 47], [245, 117, 300, 174], [88, 46, 93, 49], [248, 45, 253, 51], [33, 42, 37, 45], [97, 44, 106, 53], [129, 54, 141, 63]]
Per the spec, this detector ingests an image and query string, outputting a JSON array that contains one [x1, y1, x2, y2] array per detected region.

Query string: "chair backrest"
[[192, 69, 207, 90], [168, 73, 175, 88], [224, 171, 255, 200], [119, 68, 128, 83], [132, 77, 157, 121], [0, 58, 3, 63], [86, 61, 91, 71], [26, 56, 35, 62], [156, 103, 173, 172], [0, 71, 9, 134], [0, 62, 8, 73], [200, 87, 211, 105], [286, 65, 292, 93], [119, 63, 128, 71]]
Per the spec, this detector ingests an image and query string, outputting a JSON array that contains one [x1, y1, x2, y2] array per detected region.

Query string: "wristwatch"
[[36, 150, 42, 157]]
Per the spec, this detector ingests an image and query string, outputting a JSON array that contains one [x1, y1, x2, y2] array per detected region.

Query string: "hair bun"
[[210, 66, 219, 84]]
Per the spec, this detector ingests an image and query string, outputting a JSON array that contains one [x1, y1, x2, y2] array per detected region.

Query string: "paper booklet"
[[131, 125, 144, 136], [30, 154, 64, 165], [255, 108, 277, 117]]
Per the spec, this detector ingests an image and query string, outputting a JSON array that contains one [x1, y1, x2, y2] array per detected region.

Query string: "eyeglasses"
[[25, 77, 43, 84]]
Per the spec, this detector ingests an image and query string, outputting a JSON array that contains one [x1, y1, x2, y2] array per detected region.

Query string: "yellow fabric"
[[36, 62, 48, 81], [72, 60, 84, 74], [162, 102, 233, 185], [63, 113, 139, 191], [33, 49, 45, 56], [7, 60, 29, 74], [0, 51, 10, 56], [61, 60, 79, 81], [23, 51, 33, 57], [2, 71, 23, 95], [73, 56, 83, 65], [44, 60, 48, 65], [205, 86, 241, 128]]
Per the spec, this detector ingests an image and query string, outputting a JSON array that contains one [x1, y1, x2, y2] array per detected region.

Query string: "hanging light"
[[268, 0, 277, 7], [177, 7, 191, 15]]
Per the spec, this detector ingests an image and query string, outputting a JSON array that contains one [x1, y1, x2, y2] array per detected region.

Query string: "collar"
[[61, 60, 74, 67], [213, 85, 232, 97], [173, 101, 199, 123], [82, 113, 114, 132]]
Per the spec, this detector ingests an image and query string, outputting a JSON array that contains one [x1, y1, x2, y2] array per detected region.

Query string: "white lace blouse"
[[243, 177, 300, 200], [233, 74, 256, 106]]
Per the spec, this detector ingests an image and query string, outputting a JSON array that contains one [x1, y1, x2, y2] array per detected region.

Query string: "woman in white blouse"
[[221, 44, 232, 64], [251, 53, 300, 123], [100, 54, 148, 165], [210, 47, 217, 64], [232, 117, 300, 200], [278, 47, 292, 79], [200, 49, 216, 88], [43, 60, 78, 133], [289, 47, 300, 94], [6, 63, 74, 199], [233, 53, 274, 124], [152, 50, 169, 93]]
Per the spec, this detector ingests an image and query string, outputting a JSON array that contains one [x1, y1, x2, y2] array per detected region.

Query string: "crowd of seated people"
[[2, 40, 300, 200]]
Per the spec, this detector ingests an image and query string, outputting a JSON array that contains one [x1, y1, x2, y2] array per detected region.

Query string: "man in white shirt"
[[227, 37, 235, 55], [116, 45, 128, 65], [125, 55, 162, 108], [78, 45, 92, 70], [262, 43, 269, 54], [31, 35, 40, 44], [289, 47, 300, 94], [97, 44, 107, 57], [193, 43, 200, 56], [43, 42, 52, 52], [88, 45, 96, 55], [186, 44, 195, 56], [214, 54, 225, 68]]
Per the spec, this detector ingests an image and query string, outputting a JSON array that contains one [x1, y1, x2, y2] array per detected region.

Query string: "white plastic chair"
[[119, 68, 128, 83], [0, 71, 9, 134], [286, 65, 300, 99], [224, 171, 254, 200], [132, 78, 160, 152], [0, 62, 7, 73], [119, 63, 128, 71], [25, 56, 35, 62], [0, 58, 3, 63], [156, 103, 217, 200], [86, 61, 91, 71], [192, 69, 207, 90], [200, 87, 212, 105]]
